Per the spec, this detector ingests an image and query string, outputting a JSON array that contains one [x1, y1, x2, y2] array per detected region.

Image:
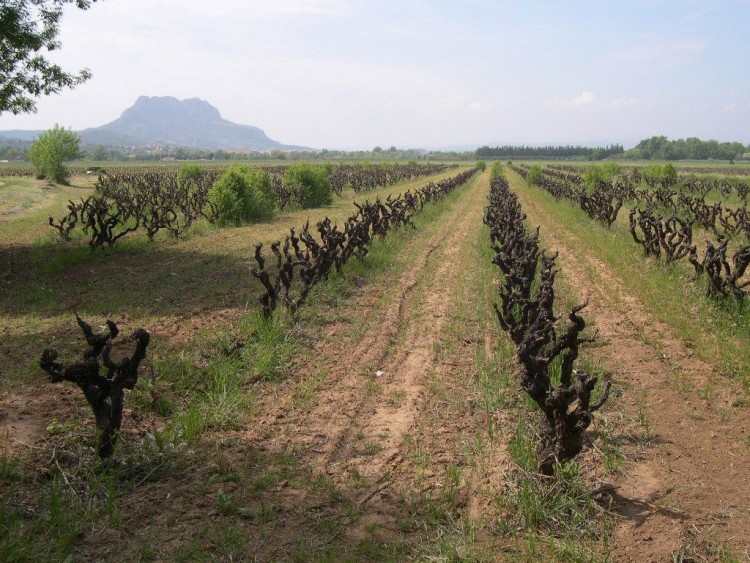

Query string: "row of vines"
[[485, 166, 609, 475], [249, 168, 480, 317], [513, 163, 750, 303], [47, 162, 457, 250], [37, 167, 479, 458]]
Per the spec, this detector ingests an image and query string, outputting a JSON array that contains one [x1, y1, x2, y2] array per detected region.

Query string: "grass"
[[507, 168, 750, 397], [0, 435, 186, 561], [1, 165, 672, 560], [474, 176, 615, 560], [378, 171, 615, 560], [1, 168, 489, 561], [0, 167, 469, 386], [500, 419, 611, 562], [0, 478, 85, 561], [499, 167, 750, 557]]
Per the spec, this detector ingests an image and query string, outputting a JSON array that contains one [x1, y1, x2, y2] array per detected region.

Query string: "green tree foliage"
[[87, 144, 109, 161], [178, 163, 202, 184], [662, 163, 677, 181], [475, 160, 487, 171], [626, 136, 747, 161], [28, 124, 83, 183], [583, 162, 621, 187], [591, 148, 606, 161], [284, 162, 333, 209], [209, 165, 276, 226], [1, 0, 99, 115], [642, 163, 678, 187], [526, 164, 543, 186], [475, 144, 624, 160], [489, 161, 505, 180]]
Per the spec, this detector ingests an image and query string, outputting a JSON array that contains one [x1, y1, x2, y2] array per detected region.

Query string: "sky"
[[1, 0, 749, 150]]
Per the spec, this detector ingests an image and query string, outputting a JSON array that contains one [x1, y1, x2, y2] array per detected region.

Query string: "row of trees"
[[623, 136, 748, 161], [475, 144, 625, 160], [0, 139, 461, 163], [0, 139, 28, 160], [16, 127, 750, 187]]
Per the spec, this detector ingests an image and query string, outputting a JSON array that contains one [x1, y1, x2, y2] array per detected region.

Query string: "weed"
[[292, 370, 326, 410], [387, 388, 407, 408], [349, 468, 367, 488], [635, 391, 652, 441], [175, 404, 205, 442], [698, 376, 717, 402], [217, 489, 236, 515], [362, 441, 383, 456], [500, 418, 606, 557], [0, 451, 22, 482], [240, 311, 297, 381], [597, 417, 625, 475]]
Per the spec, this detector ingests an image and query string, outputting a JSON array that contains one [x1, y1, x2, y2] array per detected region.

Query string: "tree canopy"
[[0, 0, 98, 115], [475, 144, 624, 160], [29, 124, 83, 183], [623, 136, 748, 161]]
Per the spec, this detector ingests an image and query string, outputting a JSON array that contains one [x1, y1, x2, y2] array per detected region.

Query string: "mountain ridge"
[[0, 96, 311, 152]]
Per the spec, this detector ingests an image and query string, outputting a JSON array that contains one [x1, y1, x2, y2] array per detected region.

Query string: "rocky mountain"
[[1, 96, 309, 152]]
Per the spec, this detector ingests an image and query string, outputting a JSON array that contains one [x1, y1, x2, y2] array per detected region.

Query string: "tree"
[[1, 0, 98, 115], [178, 163, 203, 184], [28, 124, 83, 183], [526, 164, 543, 186], [283, 162, 332, 209], [88, 144, 108, 161], [209, 165, 276, 226]]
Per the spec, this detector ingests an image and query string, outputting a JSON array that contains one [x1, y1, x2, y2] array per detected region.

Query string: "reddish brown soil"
[[8, 168, 748, 560], [510, 173, 750, 561], [238, 172, 507, 556], [1, 173, 511, 560]]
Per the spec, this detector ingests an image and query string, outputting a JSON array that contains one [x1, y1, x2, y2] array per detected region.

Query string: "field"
[[1, 161, 750, 561]]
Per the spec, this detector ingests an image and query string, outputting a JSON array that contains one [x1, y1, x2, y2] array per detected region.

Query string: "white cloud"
[[571, 91, 596, 106], [546, 91, 597, 108], [468, 101, 490, 112], [545, 92, 638, 111]]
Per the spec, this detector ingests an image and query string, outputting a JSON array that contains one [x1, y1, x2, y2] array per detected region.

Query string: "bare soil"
[[233, 172, 505, 557], [509, 172, 750, 561], [6, 166, 747, 560], [1, 172, 512, 560]]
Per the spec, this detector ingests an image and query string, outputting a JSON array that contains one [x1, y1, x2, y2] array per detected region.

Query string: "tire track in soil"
[[509, 173, 750, 561], [248, 172, 495, 545], [326, 175, 490, 535]]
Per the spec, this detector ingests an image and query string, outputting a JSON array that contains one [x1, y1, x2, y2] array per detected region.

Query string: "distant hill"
[[0, 130, 41, 142], [0, 96, 311, 152]]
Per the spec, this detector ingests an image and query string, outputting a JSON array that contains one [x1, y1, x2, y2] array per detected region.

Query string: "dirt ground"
[[509, 171, 750, 561], [3, 167, 749, 560], [1, 172, 514, 560]]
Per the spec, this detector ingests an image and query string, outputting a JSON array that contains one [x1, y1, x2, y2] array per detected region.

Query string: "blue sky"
[[1, 0, 748, 149]]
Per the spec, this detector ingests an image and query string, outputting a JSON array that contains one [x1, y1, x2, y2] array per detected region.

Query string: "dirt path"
[[508, 172, 750, 561], [241, 172, 502, 555]]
